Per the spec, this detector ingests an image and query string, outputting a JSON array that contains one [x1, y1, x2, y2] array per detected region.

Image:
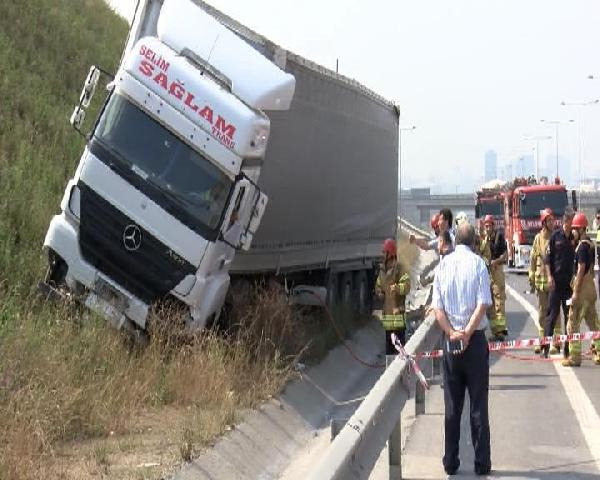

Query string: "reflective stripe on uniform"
[[535, 275, 549, 291], [381, 314, 405, 330], [395, 273, 410, 295]]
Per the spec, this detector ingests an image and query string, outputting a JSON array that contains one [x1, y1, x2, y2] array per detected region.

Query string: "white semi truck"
[[42, 0, 400, 336]]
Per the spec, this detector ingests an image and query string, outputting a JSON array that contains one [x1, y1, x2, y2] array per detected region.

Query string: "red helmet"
[[383, 238, 397, 256], [430, 213, 441, 230], [540, 208, 554, 224], [572, 212, 588, 229], [483, 214, 494, 226]]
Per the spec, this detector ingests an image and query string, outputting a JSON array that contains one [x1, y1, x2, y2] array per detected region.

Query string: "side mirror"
[[80, 66, 101, 109], [70, 65, 113, 138], [221, 175, 269, 251], [519, 192, 526, 202], [70, 106, 86, 129], [475, 204, 480, 218], [240, 191, 268, 251]]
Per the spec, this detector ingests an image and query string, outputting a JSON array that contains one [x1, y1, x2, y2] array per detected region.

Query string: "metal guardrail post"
[[386, 355, 402, 479], [331, 418, 348, 441], [432, 339, 442, 378], [307, 258, 442, 480], [388, 417, 402, 479], [415, 377, 425, 416]]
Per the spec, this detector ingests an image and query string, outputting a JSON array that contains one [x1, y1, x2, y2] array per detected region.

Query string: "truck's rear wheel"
[[340, 271, 354, 308], [326, 271, 339, 309], [354, 270, 370, 315]]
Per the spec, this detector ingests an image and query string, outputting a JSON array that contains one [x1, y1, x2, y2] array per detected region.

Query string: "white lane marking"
[[506, 284, 600, 473]]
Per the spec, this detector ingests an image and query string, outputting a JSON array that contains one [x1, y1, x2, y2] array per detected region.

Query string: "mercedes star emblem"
[[123, 224, 142, 251]]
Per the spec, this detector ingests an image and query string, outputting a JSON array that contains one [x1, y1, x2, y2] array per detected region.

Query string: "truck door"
[[221, 179, 268, 251]]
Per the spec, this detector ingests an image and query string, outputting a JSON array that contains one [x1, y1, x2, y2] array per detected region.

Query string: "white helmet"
[[455, 211, 468, 226]]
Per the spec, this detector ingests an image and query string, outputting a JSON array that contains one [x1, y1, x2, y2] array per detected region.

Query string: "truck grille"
[[78, 182, 195, 304]]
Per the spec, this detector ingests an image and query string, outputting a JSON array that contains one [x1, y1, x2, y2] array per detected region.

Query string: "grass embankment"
[[0, 1, 372, 478]]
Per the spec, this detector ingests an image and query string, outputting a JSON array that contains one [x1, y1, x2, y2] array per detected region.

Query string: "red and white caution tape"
[[412, 331, 600, 360], [391, 333, 430, 390]]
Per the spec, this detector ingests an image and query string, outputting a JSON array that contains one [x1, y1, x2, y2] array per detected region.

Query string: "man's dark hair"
[[441, 229, 452, 246], [439, 208, 453, 227], [456, 223, 475, 247]]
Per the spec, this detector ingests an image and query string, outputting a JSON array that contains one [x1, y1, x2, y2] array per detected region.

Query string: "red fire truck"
[[475, 185, 505, 232], [476, 178, 574, 270]]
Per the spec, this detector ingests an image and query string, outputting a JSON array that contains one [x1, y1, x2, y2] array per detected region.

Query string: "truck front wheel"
[[44, 250, 68, 287]]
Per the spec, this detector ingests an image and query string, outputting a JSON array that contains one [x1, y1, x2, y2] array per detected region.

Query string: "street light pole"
[[539, 119, 575, 179], [523, 135, 552, 179], [560, 99, 599, 189]]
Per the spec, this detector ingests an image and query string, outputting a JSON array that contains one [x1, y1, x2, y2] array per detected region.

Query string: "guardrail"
[[307, 217, 441, 480], [398, 216, 432, 239], [306, 314, 442, 480]]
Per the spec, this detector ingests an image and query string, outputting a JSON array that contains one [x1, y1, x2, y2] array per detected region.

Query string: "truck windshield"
[[520, 190, 567, 218], [92, 94, 232, 239], [479, 201, 503, 217]]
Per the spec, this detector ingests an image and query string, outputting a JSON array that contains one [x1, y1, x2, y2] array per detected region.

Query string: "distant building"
[[484, 150, 497, 182]]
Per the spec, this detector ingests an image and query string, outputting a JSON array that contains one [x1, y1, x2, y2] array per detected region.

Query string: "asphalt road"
[[378, 271, 600, 479]]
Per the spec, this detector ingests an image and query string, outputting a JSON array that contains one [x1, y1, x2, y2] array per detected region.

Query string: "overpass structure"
[[400, 187, 600, 229]]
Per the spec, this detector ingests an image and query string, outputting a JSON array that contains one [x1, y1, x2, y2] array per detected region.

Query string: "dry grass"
[[0, 283, 368, 480], [0, 289, 284, 478]]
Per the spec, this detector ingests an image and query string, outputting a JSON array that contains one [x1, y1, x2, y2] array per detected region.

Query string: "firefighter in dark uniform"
[[542, 207, 576, 358]]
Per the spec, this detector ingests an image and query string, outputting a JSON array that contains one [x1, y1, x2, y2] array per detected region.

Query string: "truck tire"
[[354, 269, 371, 315], [340, 271, 354, 308], [326, 271, 339, 309], [122, 318, 150, 351], [45, 249, 67, 287]]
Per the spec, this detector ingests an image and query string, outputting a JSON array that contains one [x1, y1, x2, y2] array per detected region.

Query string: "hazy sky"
[[109, 0, 600, 193]]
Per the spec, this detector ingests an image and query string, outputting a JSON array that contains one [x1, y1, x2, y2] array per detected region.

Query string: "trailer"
[[198, 2, 400, 310]]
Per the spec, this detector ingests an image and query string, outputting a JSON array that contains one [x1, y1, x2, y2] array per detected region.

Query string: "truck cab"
[[42, 0, 295, 334]]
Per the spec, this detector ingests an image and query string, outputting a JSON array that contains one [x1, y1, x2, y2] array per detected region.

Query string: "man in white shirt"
[[432, 223, 493, 476], [410, 209, 455, 253]]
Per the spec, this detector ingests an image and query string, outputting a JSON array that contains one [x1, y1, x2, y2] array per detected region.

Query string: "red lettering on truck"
[[213, 116, 236, 139], [153, 72, 168, 89], [134, 45, 237, 150], [140, 45, 169, 72], [138, 59, 154, 77], [169, 82, 185, 100], [184, 93, 199, 112], [199, 106, 213, 123]]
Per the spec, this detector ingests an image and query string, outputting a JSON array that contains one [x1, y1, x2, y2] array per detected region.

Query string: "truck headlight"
[[251, 126, 269, 151], [68, 185, 81, 219]]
